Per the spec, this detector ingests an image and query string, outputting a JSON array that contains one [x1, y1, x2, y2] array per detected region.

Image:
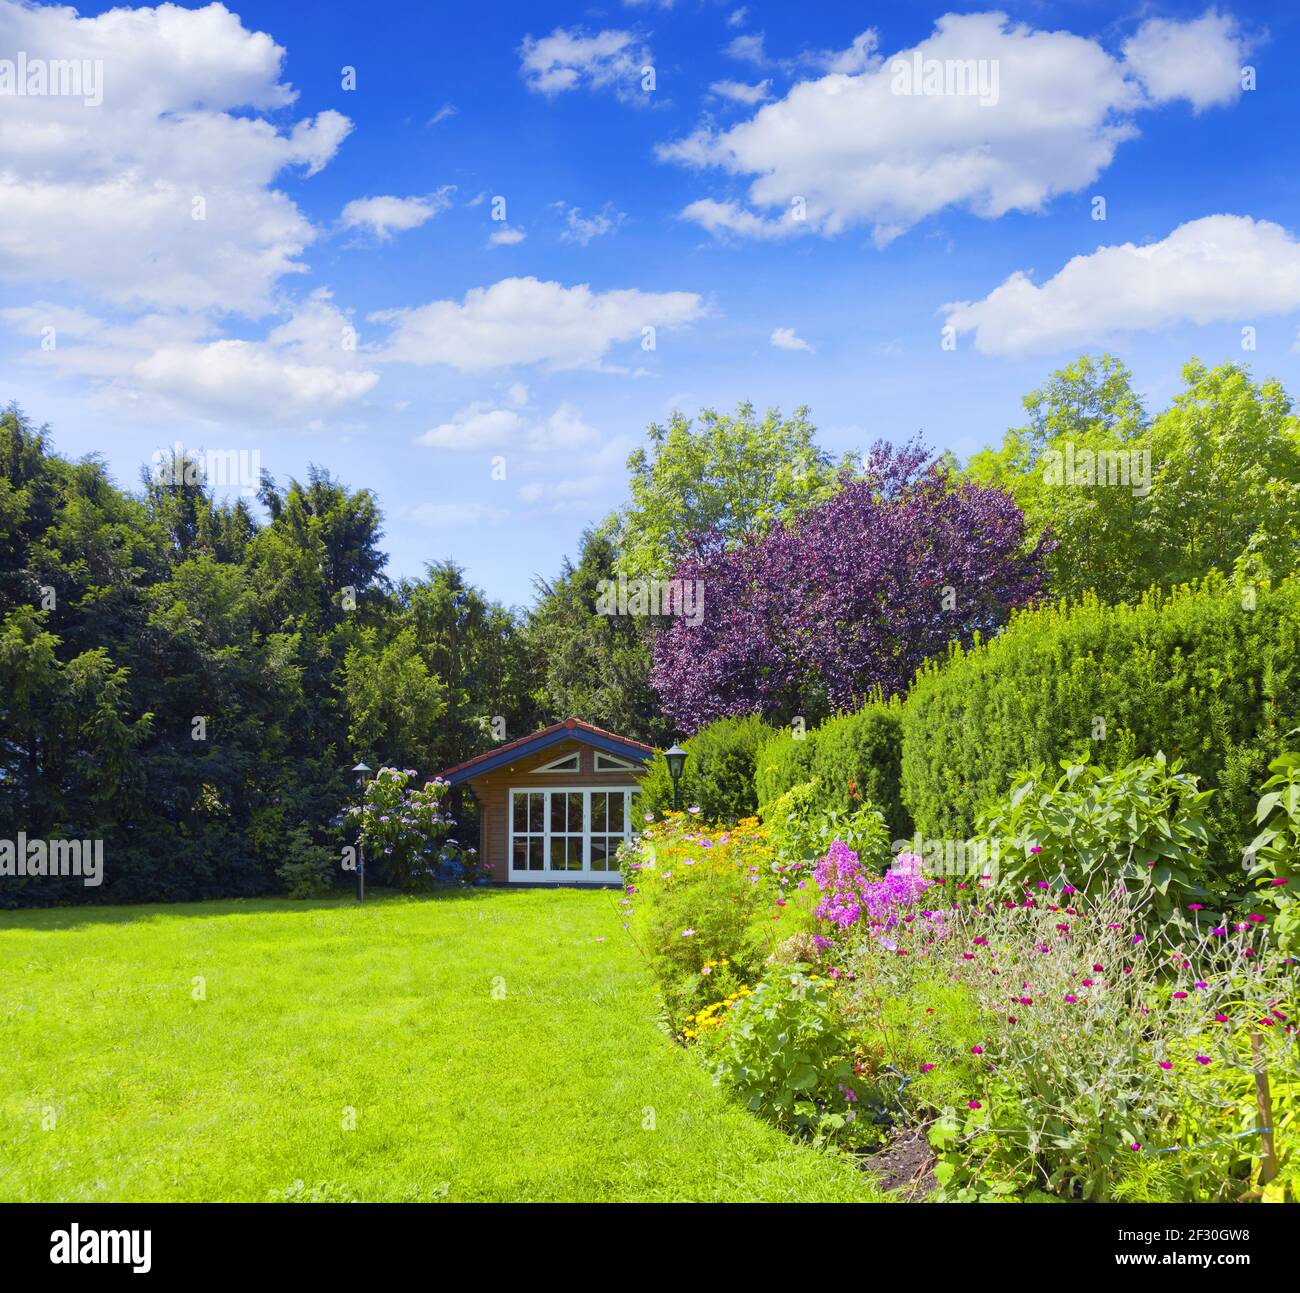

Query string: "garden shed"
[[439, 719, 654, 885]]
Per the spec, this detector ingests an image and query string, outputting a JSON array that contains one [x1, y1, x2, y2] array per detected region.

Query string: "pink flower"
[[1130, 1143, 1141, 1152], [1214, 1013, 1229, 1023], [1029, 845, 1043, 855], [971, 1045, 984, 1055], [1271, 877, 1289, 887], [1158, 1061, 1173, 1071], [921, 1063, 936, 1072], [1064, 994, 1077, 1004], [1173, 991, 1188, 999], [1195, 1055, 1211, 1065], [681, 929, 695, 938], [967, 1101, 982, 1110]]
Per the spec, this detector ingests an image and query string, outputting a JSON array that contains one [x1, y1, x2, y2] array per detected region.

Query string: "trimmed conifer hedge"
[[899, 573, 1300, 858], [755, 701, 910, 840]]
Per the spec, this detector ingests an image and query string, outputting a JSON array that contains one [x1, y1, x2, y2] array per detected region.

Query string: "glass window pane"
[[591, 792, 606, 831], [568, 792, 584, 830], [513, 795, 526, 832], [512, 837, 528, 871], [529, 792, 544, 832], [609, 794, 625, 833], [550, 792, 565, 833], [591, 837, 610, 871]]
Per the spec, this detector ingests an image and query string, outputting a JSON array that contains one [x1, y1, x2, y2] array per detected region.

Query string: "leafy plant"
[[975, 753, 1219, 932], [712, 968, 864, 1145], [274, 825, 337, 898], [343, 767, 473, 891], [1246, 741, 1300, 954]]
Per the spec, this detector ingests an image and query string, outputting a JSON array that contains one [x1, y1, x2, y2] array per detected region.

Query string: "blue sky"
[[2, 0, 1298, 606]]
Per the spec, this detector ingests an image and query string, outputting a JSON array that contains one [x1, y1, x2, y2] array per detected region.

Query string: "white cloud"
[[519, 27, 652, 103], [724, 32, 767, 66], [664, 11, 1248, 244], [1123, 10, 1250, 112], [488, 225, 527, 247], [708, 78, 771, 105], [416, 399, 600, 453], [0, 0, 351, 315], [942, 215, 1300, 356], [770, 326, 814, 352], [428, 103, 457, 125], [372, 276, 706, 372], [678, 198, 803, 240], [558, 204, 626, 245], [5, 290, 377, 421], [134, 338, 377, 418], [341, 191, 452, 240], [727, 8, 748, 30]]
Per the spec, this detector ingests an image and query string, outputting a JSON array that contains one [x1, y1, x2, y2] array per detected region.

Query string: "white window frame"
[[532, 751, 581, 773], [593, 752, 639, 772], [508, 785, 640, 883]]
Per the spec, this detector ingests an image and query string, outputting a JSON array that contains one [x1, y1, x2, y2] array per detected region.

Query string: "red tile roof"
[[437, 718, 656, 783]]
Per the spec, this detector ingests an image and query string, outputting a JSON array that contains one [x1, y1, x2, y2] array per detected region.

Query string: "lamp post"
[[351, 762, 371, 903], [664, 744, 687, 812]]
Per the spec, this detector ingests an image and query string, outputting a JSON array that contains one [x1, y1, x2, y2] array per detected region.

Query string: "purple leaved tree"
[[651, 440, 1053, 730]]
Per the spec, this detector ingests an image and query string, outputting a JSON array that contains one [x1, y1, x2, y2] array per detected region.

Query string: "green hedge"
[[754, 701, 910, 841], [899, 573, 1300, 858], [638, 714, 773, 823]]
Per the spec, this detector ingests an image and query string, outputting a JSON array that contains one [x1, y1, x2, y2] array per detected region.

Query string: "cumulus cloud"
[[770, 326, 813, 352], [371, 276, 706, 372], [662, 11, 1249, 245], [518, 27, 652, 103], [678, 198, 804, 240], [708, 78, 771, 105], [5, 290, 377, 420], [942, 215, 1300, 356], [488, 225, 527, 247], [1123, 9, 1250, 111], [0, 0, 351, 315], [416, 399, 600, 453], [340, 191, 453, 240], [557, 203, 626, 245]]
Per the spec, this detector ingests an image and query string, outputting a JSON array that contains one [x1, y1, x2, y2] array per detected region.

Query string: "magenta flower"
[[967, 1101, 982, 1110], [1158, 1061, 1173, 1071], [1029, 845, 1043, 855], [1195, 1056, 1211, 1065], [1214, 1013, 1229, 1023], [921, 1063, 936, 1072], [1130, 1143, 1141, 1152], [971, 1045, 983, 1055], [1271, 877, 1289, 887], [1064, 994, 1077, 1004]]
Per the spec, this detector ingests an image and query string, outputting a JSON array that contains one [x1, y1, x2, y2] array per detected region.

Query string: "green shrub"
[[1246, 740, 1300, 954], [275, 826, 337, 898], [975, 754, 1221, 931], [755, 701, 909, 839], [755, 726, 817, 806], [900, 572, 1300, 859], [620, 813, 780, 1026], [712, 968, 865, 1145], [637, 714, 772, 823], [761, 779, 892, 873]]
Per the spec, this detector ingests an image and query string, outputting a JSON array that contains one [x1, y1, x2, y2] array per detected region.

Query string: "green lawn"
[[0, 888, 882, 1202]]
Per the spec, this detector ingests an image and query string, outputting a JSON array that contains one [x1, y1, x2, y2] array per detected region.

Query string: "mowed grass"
[[0, 888, 882, 1202]]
